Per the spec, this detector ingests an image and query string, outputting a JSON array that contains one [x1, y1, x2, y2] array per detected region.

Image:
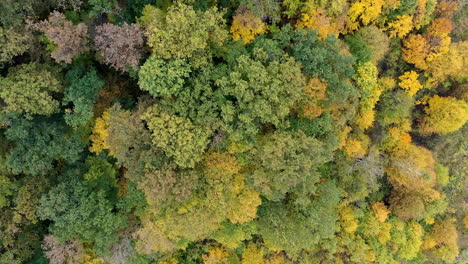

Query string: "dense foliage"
[[0, 0, 466, 263]]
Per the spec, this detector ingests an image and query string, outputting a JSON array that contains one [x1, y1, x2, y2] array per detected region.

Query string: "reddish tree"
[[94, 23, 145, 72]]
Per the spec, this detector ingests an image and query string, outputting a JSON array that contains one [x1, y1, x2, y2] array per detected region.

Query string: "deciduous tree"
[[95, 23, 145, 72], [0, 63, 61, 115], [419, 95, 468, 135], [31, 11, 89, 64], [231, 9, 267, 44]]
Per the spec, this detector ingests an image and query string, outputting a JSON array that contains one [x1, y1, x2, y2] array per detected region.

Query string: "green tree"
[[257, 181, 341, 259], [37, 179, 126, 255], [138, 56, 191, 97], [249, 130, 332, 201], [215, 50, 306, 139], [63, 66, 104, 128], [4, 116, 84, 176], [344, 34, 372, 63], [287, 27, 356, 104], [0, 63, 62, 115]]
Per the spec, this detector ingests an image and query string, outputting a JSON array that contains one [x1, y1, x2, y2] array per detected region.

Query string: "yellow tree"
[[89, 110, 112, 155], [296, 7, 338, 40], [345, 0, 385, 33], [297, 78, 327, 119], [371, 202, 390, 223], [402, 34, 430, 69], [203, 247, 230, 264], [398, 71, 423, 96], [242, 243, 264, 264], [423, 219, 460, 262], [386, 15, 414, 38], [386, 144, 440, 201], [427, 41, 468, 81], [231, 10, 267, 44], [419, 95, 468, 135]]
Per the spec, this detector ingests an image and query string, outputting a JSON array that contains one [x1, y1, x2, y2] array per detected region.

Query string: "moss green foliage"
[[0, 0, 464, 263], [142, 106, 211, 168], [0, 63, 62, 115]]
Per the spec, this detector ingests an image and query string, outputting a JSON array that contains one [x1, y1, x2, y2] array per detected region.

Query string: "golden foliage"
[[242, 243, 264, 264], [340, 207, 359, 234], [89, 110, 112, 155], [427, 41, 468, 81], [345, 0, 385, 33], [402, 34, 430, 69], [297, 7, 338, 39], [231, 10, 267, 44], [419, 95, 468, 135], [398, 71, 423, 96], [386, 144, 440, 200], [343, 133, 370, 159], [423, 219, 460, 262], [386, 15, 413, 38], [298, 78, 327, 119], [371, 202, 390, 223], [203, 247, 230, 264]]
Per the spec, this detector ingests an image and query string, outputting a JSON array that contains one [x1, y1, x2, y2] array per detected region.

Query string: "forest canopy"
[[0, 0, 466, 263]]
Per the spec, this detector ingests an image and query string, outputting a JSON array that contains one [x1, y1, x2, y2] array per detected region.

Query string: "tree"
[[257, 181, 341, 259], [142, 106, 211, 168], [38, 179, 126, 255], [89, 110, 112, 155], [389, 189, 425, 220], [297, 78, 327, 120], [202, 247, 230, 264], [94, 23, 145, 72], [0, 26, 30, 67], [105, 103, 155, 179], [296, 7, 338, 40], [88, 0, 120, 18], [231, 9, 267, 44], [385, 144, 439, 200], [138, 165, 198, 209], [138, 56, 191, 97], [353, 61, 380, 130], [345, 0, 385, 32], [249, 130, 331, 201], [376, 89, 414, 127], [215, 50, 306, 139], [427, 41, 468, 81], [31, 11, 89, 64], [371, 202, 390, 223], [423, 219, 459, 262], [0, 175, 16, 209], [138, 3, 227, 65], [386, 15, 414, 39], [344, 34, 372, 63], [63, 66, 104, 128], [42, 235, 85, 264], [398, 71, 422, 97], [0, 63, 62, 115], [242, 243, 264, 264], [355, 26, 390, 63], [401, 34, 430, 70], [419, 95, 468, 135], [288, 27, 356, 104], [4, 116, 84, 176]]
